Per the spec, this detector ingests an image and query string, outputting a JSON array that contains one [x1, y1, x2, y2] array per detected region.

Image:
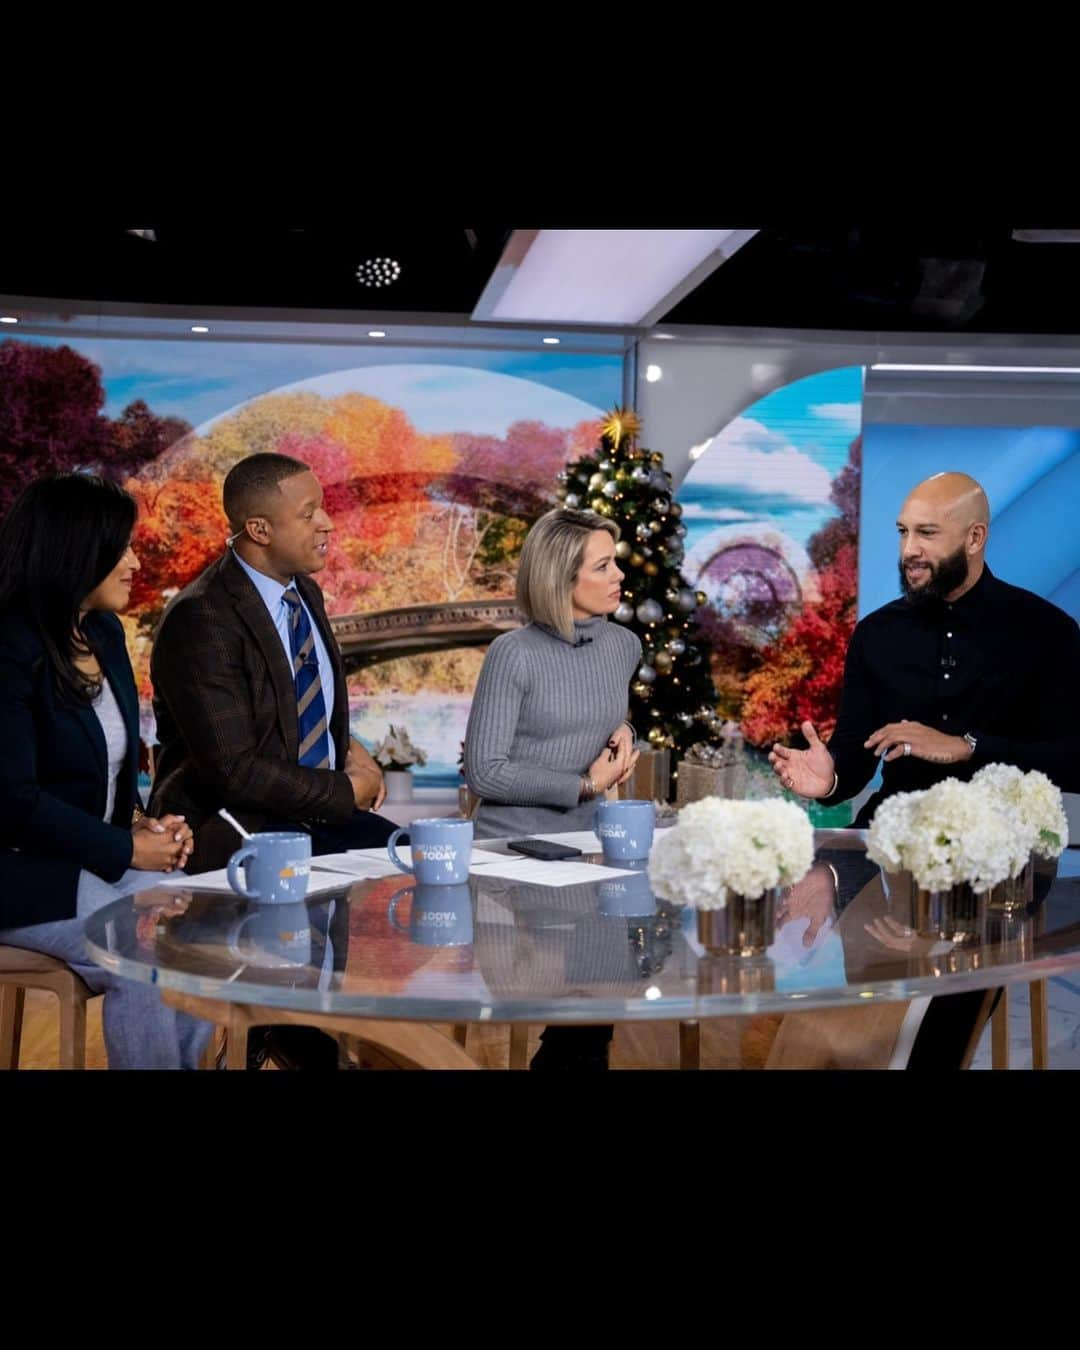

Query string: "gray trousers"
[[0, 868, 214, 1070]]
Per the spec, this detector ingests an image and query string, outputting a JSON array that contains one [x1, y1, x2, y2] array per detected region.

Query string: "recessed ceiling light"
[[190, 325, 210, 333], [356, 257, 402, 288], [542, 336, 560, 345], [644, 364, 663, 382], [367, 330, 386, 338], [0, 316, 18, 324]]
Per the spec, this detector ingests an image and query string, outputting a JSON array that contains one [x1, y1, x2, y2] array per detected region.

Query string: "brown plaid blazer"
[[149, 551, 355, 873]]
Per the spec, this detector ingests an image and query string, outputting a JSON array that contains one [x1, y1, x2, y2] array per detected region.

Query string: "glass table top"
[[83, 831, 1080, 1022]]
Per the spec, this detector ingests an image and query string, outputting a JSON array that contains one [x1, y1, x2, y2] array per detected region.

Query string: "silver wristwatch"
[[962, 731, 977, 757]]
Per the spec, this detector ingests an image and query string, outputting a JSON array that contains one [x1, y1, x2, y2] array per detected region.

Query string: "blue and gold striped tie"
[[282, 587, 331, 770]]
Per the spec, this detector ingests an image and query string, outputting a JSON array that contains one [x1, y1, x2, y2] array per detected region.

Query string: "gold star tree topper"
[[601, 407, 643, 447]]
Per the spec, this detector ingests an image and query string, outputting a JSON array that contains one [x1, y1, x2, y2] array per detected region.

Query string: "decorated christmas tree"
[[556, 407, 723, 759]]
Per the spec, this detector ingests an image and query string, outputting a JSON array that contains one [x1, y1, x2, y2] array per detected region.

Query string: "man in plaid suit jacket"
[[149, 452, 394, 876]]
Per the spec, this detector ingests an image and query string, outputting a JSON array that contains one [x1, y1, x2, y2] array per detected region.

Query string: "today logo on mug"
[[593, 799, 655, 861], [387, 817, 473, 885], [227, 832, 313, 905]]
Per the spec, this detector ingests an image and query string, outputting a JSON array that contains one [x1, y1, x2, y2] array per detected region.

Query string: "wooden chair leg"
[[0, 985, 26, 1070], [991, 986, 1010, 1070], [226, 1009, 249, 1070], [451, 1024, 469, 1049], [1030, 979, 1049, 1070], [508, 1024, 530, 1070], [58, 984, 87, 1070], [679, 1020, 701, 1070]]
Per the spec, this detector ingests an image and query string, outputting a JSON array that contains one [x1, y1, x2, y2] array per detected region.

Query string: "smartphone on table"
[[507, 838, 583, 861]]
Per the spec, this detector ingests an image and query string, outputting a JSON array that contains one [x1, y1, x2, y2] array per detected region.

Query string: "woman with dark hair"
[[0, 473, 212, 1069]]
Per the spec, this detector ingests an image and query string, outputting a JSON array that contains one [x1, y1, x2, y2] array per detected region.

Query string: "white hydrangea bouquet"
[[866, 766, 1067, 896], [970, 764, 1068, 860], [648, 796, 815, 910], [372, 724, 428, 769]]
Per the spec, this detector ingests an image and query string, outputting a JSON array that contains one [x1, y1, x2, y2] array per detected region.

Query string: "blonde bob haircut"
[[516, 507, 620, 641]]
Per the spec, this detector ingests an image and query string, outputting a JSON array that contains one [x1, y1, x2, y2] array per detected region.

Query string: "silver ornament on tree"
[[565, 493, 580, 508], [637, 663, 657, 684], [602, 480, 619, 498], [613, 602, 635, 624], [635, 599, 664, 624], [677, 588, 698, 612]]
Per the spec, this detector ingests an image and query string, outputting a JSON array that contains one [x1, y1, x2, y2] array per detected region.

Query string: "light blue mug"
[[388, 883, 474, 947], [597, 860, 657, 917], [387, 817, 473, 885], [594, 798, 655, 861], [227, 831, 312, 904]]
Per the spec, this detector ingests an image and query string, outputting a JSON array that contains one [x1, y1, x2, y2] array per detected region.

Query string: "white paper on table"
[[304, 851, 401, 878], [468, 858, 637, 887], [339, 846, 508, 875], [531, 830, 603, 853], [158, 868, 352, 896]]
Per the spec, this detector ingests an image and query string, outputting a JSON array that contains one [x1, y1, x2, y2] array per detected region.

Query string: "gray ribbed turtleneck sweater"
[[464, 615, 642, 839]]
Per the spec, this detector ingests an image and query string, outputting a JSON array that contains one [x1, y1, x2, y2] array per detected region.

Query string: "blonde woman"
[[464, 507, 642, 1069]]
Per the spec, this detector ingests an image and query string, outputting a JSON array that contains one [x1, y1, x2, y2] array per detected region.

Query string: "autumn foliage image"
[[0, 339, 605, 772], [732, 436, 861, 748]]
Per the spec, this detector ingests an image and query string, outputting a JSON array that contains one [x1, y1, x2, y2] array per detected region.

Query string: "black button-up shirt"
[[826, 565, 1080, 825]]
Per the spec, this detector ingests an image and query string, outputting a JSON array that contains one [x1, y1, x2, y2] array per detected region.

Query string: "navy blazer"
[[0, 610, 139, 928]]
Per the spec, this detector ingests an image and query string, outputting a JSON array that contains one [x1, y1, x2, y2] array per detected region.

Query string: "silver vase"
[[985, 856, 1034, 914], [697, 888, 780, 957], [912, 880, 982, 946]]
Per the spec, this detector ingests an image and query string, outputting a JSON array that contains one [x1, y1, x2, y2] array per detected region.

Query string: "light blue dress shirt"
[[231, 550, 337, 769]]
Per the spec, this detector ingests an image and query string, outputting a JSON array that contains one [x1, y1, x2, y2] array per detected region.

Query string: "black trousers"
[[531, 1024, 614, 1069], [906, 988, 1002, 1070]]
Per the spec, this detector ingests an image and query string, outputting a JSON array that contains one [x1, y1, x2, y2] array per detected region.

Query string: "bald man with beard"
[[771, 471, 1080, 823], [759, 472, 1080, 1069]]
